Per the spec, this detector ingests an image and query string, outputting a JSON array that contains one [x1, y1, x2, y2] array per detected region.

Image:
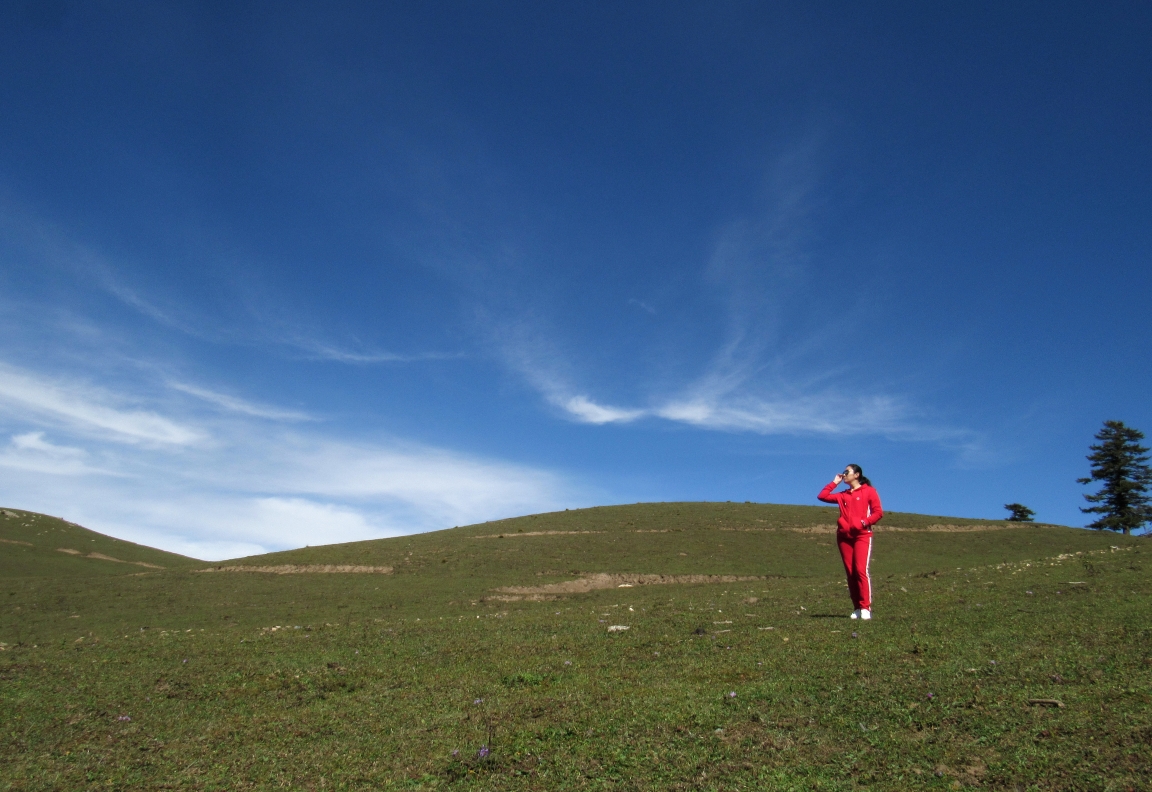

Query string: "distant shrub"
[[1004, 503, 1035, 522]]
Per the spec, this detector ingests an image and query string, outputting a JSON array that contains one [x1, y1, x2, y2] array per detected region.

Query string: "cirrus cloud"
[[0, 360, 582, 560]]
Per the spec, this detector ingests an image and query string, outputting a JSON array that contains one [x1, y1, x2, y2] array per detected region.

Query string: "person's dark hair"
[[847, 464, 872, 487]]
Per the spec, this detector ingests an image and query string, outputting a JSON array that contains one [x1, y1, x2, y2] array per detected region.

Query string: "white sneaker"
[[849, 609, 860, 620], [859, 609, 872, 620]]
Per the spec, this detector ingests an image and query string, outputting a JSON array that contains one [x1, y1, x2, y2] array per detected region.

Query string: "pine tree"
[[1003, 503, 1035, 522], [1078, 420, 1152, 535]]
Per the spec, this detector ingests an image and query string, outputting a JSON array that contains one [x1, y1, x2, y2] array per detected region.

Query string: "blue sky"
[[1, 2, 1149, 558]]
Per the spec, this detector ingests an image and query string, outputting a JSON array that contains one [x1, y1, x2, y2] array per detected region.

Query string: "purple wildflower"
[[564, 660, 571, 665], [451, 749, 459, 758], [928, 693, 934, 699], [477, 745, 490, 759], [118, 715, 131, 721], [474, 698, 483, 704], [728, 691, 737, 698]]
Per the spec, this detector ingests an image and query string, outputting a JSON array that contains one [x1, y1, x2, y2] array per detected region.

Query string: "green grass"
[[2, 502, 1149, 790]]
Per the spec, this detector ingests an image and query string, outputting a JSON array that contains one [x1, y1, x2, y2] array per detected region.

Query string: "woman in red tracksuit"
[[818, 464, 882, 620]]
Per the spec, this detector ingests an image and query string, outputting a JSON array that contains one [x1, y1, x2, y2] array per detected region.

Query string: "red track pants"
[[837, 530, 872, 610]]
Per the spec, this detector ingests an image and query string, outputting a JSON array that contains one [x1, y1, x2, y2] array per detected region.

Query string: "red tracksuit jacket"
[[818, 482, 883, 533]]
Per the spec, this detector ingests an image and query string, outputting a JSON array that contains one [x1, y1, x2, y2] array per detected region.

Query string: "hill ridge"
[[0, 507, 198, 578]]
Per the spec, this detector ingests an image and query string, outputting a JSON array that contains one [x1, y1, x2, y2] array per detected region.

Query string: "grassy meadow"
[[1, 503, 1149, 790]]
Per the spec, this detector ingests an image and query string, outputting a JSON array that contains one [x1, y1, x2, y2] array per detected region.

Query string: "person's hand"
[[832, 473, 844, 484]]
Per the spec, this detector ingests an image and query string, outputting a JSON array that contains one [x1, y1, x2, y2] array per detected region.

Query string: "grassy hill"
[[1, 502, 1149, 790], [0, 507, 198, 578]]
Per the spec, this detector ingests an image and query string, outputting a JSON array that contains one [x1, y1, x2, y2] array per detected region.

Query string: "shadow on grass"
[[808, 613, 850, 619]]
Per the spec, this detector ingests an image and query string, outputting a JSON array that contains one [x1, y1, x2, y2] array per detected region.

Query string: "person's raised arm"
[[817, 472, 844, 503]]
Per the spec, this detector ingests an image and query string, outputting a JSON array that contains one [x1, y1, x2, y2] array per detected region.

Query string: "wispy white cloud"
[[96, 276, 203, 337], [486, 142, 974, 448], [486, 318, 645, 425], [167, 382, 313, 421], [492, 314, 897, 434], [654, 393, 907, 436], [11, 431, 81, 455], [0, 207, 566, 557], [0, 432, 117, 476], [287, 338, 458, 364], [216, 434, 571, 528], [0, 205, 210, 341], [492, 296, 926, 437], [81, 494, 398, 561], [560, 396, 645, 425], [0, 360, 578, 559], [0, 363, 203, 446], [628, 298, 656, 315], [0, 201, 462, 367], [521, 377, 927, 437]]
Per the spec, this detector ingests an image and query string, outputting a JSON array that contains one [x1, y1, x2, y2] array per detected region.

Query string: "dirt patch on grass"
[[88, 552, 129, 563], [195, 564, 394, 574], [476, 525, 1022, 539], [495, 572, 775, 597], [0, 538, 32, 546], [880, 524, 1020, 532], [721, 524, 1021, 534], [471, 530, 605, 538], [55, 548, 164, 568]]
